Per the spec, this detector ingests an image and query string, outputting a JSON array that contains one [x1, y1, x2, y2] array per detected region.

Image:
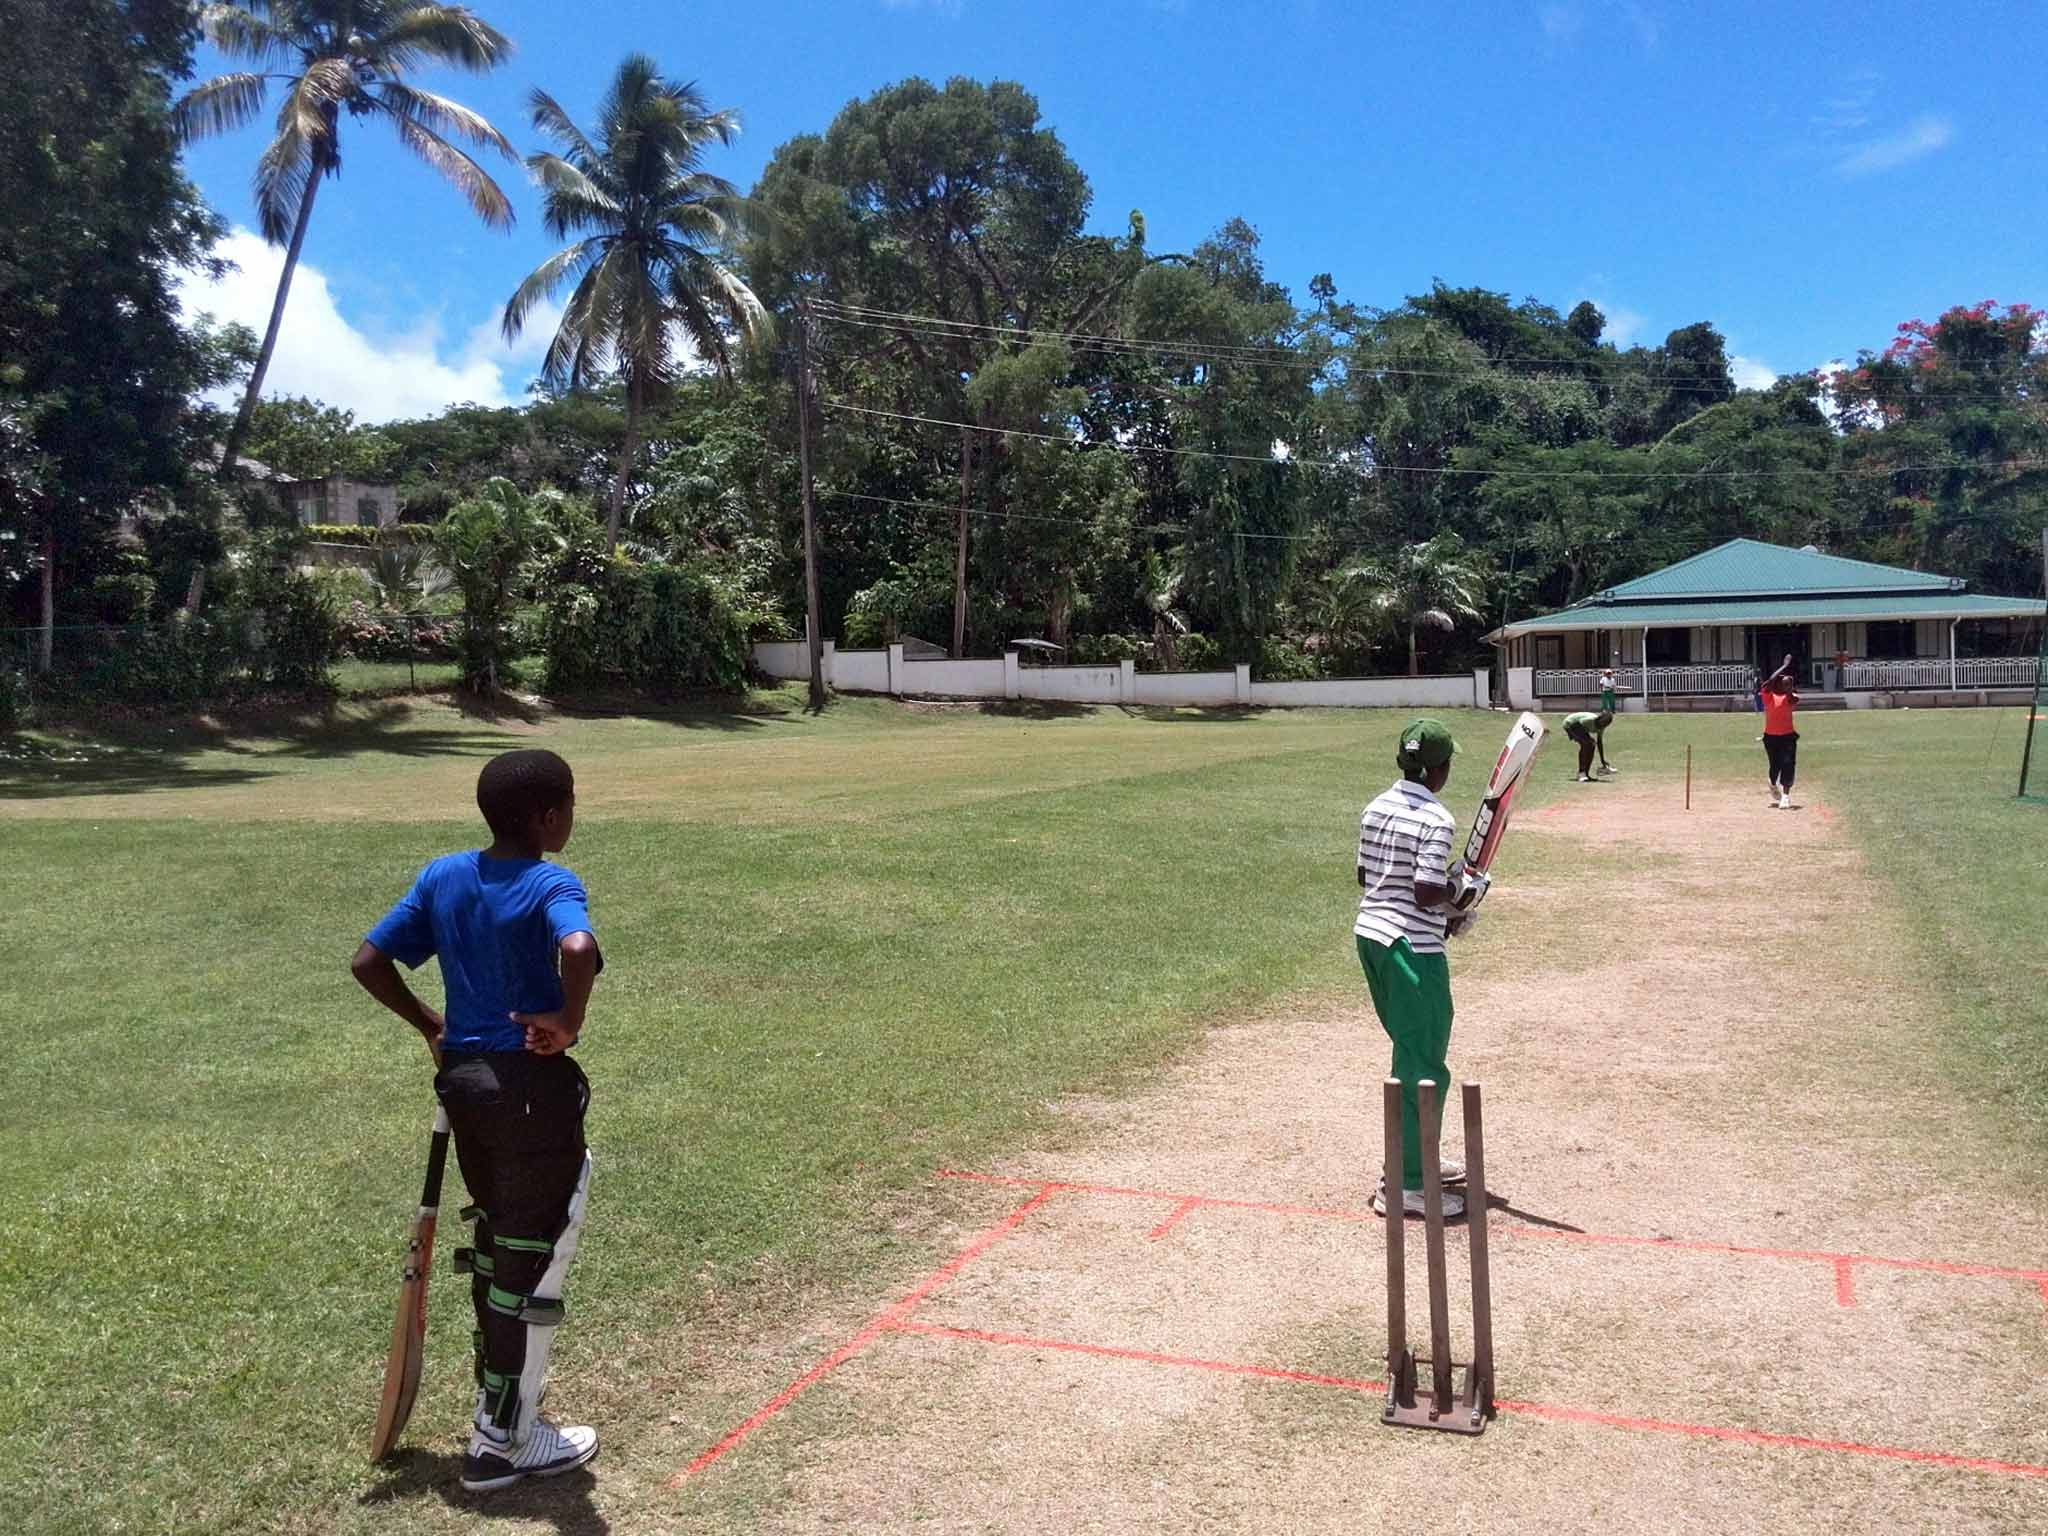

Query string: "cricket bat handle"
[[420, 1106, 451, 1209]]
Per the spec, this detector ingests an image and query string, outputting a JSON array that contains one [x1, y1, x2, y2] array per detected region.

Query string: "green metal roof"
[[1598, 538, 1961, 601], [1494, 591, 2045, 639]]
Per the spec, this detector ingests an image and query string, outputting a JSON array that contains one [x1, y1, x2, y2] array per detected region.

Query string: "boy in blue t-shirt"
[[351, 749, 604, 1491]]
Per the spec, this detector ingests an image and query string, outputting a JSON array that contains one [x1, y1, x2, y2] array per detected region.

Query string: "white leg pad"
[[510, 1152, 592, 1447]]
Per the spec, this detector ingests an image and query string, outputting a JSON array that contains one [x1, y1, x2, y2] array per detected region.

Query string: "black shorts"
[[435, 1050, 588, 1239]]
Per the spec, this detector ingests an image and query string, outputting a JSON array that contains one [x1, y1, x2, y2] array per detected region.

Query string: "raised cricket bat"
[[1452, 711, 1547, 908], [368, 1104, 451, 1461]]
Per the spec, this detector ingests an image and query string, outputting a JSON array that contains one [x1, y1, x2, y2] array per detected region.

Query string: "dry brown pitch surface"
[[636, 778, 2048, 1535]]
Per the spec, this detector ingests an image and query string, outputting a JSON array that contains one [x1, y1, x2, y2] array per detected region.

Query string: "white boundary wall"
[[1017, 664, 1122, 702], [898, 657, 1007, 697], [829, 648, 891, 693], [754, 641, 1492, 710], [1130, 670, 1238, 706], [1251, 671, 1487, 709]]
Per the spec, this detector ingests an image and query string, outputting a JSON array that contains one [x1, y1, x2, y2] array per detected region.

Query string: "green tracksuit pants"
[[1356, 935, 1454, 1191]]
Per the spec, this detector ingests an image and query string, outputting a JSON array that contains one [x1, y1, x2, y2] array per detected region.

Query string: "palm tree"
[[1143, 555, 1191, 671], [173, 3, 517, 476], [1336, 531, 1488, 675], [503, 55, 765, 551]]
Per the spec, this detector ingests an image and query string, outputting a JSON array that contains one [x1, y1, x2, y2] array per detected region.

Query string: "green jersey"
[[1564, 710, 1602, 733]]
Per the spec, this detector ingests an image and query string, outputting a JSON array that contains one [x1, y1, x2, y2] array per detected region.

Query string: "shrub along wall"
[[542, 560, 750, 695]]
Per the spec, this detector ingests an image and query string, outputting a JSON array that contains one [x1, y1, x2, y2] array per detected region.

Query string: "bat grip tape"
[[420, 1106, 452, 1208]]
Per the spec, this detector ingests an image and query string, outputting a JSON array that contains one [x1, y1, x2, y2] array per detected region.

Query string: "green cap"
[[1395, 717, 1457, 772]]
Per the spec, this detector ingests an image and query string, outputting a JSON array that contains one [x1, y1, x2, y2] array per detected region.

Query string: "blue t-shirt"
[[366, 851, 601, 1053]]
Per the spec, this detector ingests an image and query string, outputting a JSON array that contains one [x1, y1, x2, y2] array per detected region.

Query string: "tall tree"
[[173, 1, 516, 476], [747, 78, 1154, 654], [0, 0, 229, 667], [1829, 302, 2048, 593], [504, 54, 765, 552]]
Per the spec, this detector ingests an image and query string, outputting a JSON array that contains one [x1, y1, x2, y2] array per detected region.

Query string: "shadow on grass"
[[550, 689, 793, 731], [974, 698, 1098, 720], [0, 701, 526, 798], [360, 1447, 607, 1534], [1118, 705, 1255, 724]]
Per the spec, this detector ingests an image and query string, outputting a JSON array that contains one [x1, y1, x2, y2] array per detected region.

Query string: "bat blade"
[[1462, 711, 1546, 875], [368, 1105, 452, 1461]]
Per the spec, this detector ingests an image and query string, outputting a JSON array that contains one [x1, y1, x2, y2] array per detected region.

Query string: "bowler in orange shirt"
[[1761, 655, 1800, 808]]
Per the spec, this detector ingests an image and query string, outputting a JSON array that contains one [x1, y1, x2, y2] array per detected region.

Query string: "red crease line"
[[894, 1320, 1386, 1394], [936, 1171, 2048, 1287], [1499, 1397, 2048, 1479], [911, 1321, 2048, 1481], [667, 1183, 1059, 1487], [1147, 1197, 1201, 1241], [1835, 1258, 1857, 1308]]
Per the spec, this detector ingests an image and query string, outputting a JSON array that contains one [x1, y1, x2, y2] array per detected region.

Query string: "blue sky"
[[175, 0, 2045, 421]]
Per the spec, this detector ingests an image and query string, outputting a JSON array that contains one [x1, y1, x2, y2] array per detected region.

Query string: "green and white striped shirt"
[[1353, 778, 1457, 954]]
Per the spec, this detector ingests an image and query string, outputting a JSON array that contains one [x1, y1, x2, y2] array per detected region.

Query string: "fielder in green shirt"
[[1563, 709, 1614, 782]]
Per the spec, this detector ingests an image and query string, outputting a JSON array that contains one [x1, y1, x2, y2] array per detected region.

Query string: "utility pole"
[[2022, 526, 2048, 798], [796, 298, 826, 713]]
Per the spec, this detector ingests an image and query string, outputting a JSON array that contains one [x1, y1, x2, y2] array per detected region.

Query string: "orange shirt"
[[1763, 688, 1797, 735]]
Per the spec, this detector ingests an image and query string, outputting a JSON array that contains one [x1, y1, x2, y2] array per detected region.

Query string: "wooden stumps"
[[1381, 1077, 1497, 1435], [1418, 1082, 1456, 1418], [1382, 1077, 1418, 1413], [1462, 1081, 1497, 1425]]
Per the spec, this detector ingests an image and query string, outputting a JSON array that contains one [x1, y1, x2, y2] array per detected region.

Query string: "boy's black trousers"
[[434, 1051, 589, 1417], [1764, 730, 1799, 791]]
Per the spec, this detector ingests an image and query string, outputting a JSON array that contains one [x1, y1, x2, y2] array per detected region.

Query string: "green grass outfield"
[[2, 692, 2041, 1533]]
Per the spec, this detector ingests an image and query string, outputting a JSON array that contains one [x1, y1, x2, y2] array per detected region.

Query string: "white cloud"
[[1729, 354, 1778, 391], [179, 228, 559, 422], [1542, 2, 1656, 48], [1597, 303, 1647, 348], [1837, 113, 1954, 177]]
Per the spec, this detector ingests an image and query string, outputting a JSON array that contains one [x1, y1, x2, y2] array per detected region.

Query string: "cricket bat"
[[368, 1104, 452, 1461], [1451, 711, 1547, 909]]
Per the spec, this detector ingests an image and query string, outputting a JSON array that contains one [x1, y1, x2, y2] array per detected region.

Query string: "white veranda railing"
[[1533, 664, 1751, 697], [1838, 656, 2040, 690], [1537, 656, 2039, 695]]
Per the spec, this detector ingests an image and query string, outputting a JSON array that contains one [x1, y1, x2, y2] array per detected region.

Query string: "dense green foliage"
[[433, 476, 564, 690], [541, 556, 752, 695], [6, 36, 2043, 708], [0, 0, 237, 639]]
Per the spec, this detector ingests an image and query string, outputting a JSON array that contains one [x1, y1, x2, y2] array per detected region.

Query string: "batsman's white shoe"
[[1576, 773, 1592, 783], [460, 1419, 600, 1492], [1377, 1163, 1464, 1192], [1597, 765, 1617, 776], [1372, 1186, 1466, 1220], [1777, 791, 1792, 809]]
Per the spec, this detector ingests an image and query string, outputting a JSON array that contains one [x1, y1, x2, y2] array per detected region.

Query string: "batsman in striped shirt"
[[1355, 718, 1471, 1220]]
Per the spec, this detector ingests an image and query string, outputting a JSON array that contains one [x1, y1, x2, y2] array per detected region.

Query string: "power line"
[[821, 399, 2048, 482], [819, 486, 2039, 546], [820, 486, 1320, 542], [813, 299, 2047, 405]]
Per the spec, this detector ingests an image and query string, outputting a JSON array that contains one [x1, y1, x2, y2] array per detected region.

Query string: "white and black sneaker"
[[1377, 1163, 1464, 1191], [1372, 1186, 1466, 1220], [461, 1419, 600, 1492]]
